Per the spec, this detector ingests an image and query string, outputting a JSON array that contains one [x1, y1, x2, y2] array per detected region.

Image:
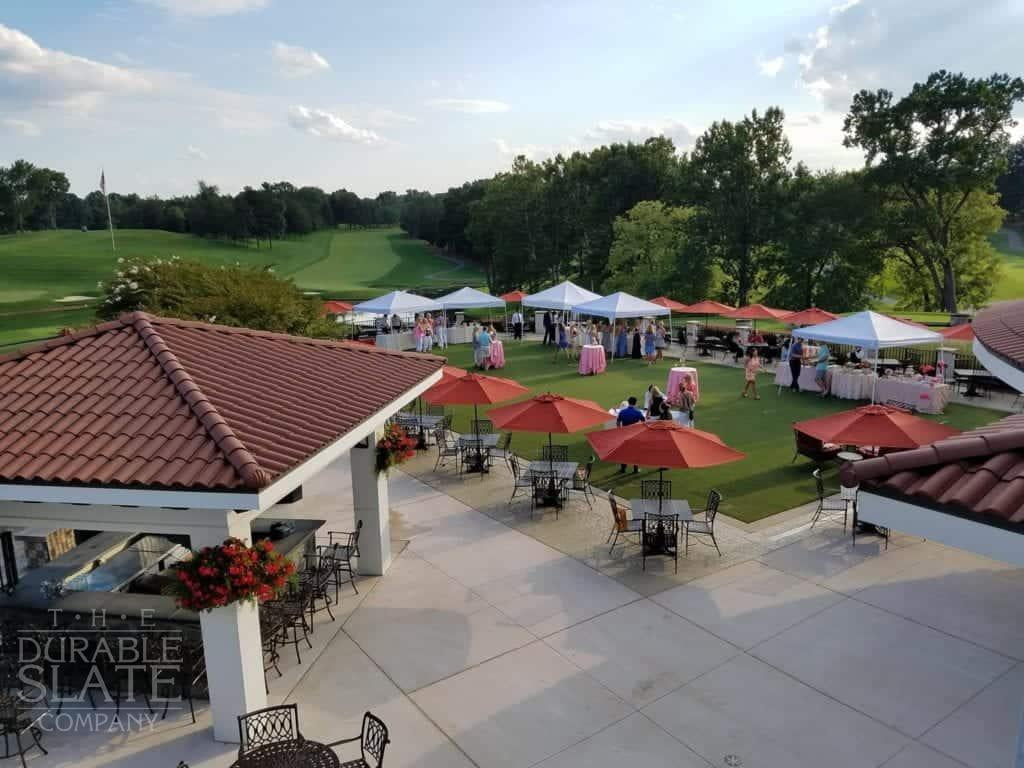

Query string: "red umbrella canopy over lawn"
[[783, 307, 838, 326], [501, 290, 528, 302], [684, 299, 734, 315], [423, 372, 527, 406], [649, 297, 689, 312], [794, 404, 961, 450], [941, 323, 975, 341], [723, 303, 792, 321], [489, 393, 611, 434], [587, 420, 746, 470]]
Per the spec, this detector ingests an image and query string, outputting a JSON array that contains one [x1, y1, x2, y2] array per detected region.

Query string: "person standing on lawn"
[[542, 311, 553, 345], [615, 396, 646, 473], [742, 347, 762, 399], [511, 309, 523, 340], [814, 343, 830, 397], [644, 323, 657, 365], [788, 337, 804, 392], [553, 322, 570, 363]]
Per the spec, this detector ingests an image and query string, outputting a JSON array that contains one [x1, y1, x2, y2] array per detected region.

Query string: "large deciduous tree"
[[688, 107, 792, 305], [843, 70, 1024, 311], [997, 137, 1024, 218]]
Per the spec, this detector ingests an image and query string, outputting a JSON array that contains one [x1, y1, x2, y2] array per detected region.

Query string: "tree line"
[[0, 164, 404, 247], [402, 71, 1024, 313]]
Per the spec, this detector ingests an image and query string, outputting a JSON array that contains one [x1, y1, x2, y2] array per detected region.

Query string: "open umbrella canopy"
[[794, 404, 960, 450], [724, 303, 792, 321], [321, 300, 353, 316], [941, 323, 975, 341], [587, 420, 745, 470], [423, 372, 528, 406], [489, 393, 610, 434], [649, 296, 689, 312], [783, 307, 838, 326], [424, 365, 468, 397], [682, 299, 735, 315], [501, 290, 528, 302]]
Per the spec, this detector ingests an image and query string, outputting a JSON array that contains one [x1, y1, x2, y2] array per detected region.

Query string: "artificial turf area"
[[439, 341, 1003, 524]]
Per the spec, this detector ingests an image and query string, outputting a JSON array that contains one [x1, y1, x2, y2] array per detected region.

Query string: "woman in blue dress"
[[553, 322, 570, 363], [615, 322, 628, 358], [644, 322, 657, 365]]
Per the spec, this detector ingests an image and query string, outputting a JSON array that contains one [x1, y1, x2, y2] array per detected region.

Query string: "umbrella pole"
[[659, 467, 665, 514], [474, 403, 484, 474]]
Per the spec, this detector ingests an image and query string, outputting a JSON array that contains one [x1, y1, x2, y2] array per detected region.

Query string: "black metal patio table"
[[230, 739, 340, 768], [524, 461, 579, 506], [630, 499, 692, 555]]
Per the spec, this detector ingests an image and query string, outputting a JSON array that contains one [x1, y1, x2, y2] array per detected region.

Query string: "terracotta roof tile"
[[974, 300, 1024, 373], [0, 312, 444, 491], [841, 413, 1024, 528]]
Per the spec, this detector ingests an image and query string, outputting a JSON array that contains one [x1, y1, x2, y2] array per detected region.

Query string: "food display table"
[[375, 331, 415, 351], [666, 366, 700, 403], [875, 377, 951, 414], [579, 344, 607, 375], [774, 362, 823, 392], [489, 340, 505, 368], [829, 369, 877, 400]]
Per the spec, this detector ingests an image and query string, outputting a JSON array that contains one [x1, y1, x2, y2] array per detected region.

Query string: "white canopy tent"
[[571, 291, 671, 320], [353, 290, 441, 316], [436, 286, 505, 310], [791, 311, 943, 400], [523, 281, 600, 311]]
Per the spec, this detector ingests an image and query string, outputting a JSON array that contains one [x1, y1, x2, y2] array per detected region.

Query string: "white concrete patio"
[[33, 454, 1024, 768]]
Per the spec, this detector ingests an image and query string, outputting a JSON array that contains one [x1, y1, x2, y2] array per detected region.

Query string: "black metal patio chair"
[[327, 711, 390, 768], [685, 488, 723, 556]]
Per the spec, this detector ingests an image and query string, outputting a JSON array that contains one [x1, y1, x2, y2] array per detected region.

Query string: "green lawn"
[[991, 228, 1024, 302], [0, 227, 484, 350], [438, 342, 1002, 523]]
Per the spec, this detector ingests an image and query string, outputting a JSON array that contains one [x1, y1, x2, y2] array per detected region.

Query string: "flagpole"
[[101, 169, 116, 253]]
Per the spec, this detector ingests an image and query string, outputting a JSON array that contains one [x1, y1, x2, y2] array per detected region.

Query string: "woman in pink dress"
[[742, 348, 762, 400]]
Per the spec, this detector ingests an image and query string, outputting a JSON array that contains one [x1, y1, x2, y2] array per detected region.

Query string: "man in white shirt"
[[511, 310, 523, 340]]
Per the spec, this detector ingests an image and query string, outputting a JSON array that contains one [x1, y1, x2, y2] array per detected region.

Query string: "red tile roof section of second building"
[[840, 413, 1024, 527], [973, 299, 1024, 373], [0, 313, 445, 492]]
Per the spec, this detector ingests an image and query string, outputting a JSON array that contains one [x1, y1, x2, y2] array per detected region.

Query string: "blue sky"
[[2, 0, 1022, 197]]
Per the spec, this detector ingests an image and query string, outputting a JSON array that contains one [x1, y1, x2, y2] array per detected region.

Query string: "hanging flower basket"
[[375, 423, 418, 474], [172, 537, 296, 612]]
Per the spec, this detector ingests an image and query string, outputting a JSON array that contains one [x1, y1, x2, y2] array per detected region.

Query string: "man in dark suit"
[[542, 311, 553, 345]]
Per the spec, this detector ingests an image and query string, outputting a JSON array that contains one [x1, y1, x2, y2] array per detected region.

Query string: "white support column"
[[350, 429, 391, 576], [192, 511, 267, 743]]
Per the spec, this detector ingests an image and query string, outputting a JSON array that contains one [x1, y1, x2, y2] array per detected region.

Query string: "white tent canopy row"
[[791, 311, 942, 349], [523, 280, 600, 311], [435, 286, 505, 309], [571, 291, 671, 320], [353, 290, 441, 315]]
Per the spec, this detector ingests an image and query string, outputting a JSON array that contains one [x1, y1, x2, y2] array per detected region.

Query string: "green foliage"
[[996, 138, 1024, 218], [605, 201, 711, 301], [95, 254, 334, 336], [844, 70, 1024, 311]]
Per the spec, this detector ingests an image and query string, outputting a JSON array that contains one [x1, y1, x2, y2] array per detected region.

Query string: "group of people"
[[471, 323, 500, 369], [612, 374, 698, 472], [782, 337, 832, 396], [413, 313, 448, 353], [542, 312, 671, 365]]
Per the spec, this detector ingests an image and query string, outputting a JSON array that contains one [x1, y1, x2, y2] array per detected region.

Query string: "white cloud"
[[427, 98, 510, 114], [0, 23, 153, 111], [366, 108, 419, 127], [288, 106, 383, 146], [184, 144, 207, 160], [271, 42, 329, 78], [584, 119, 696, 151], [137, 0, 269, 17], [0, 118, 40, 136], [757, 56, 784, 77], [492, 138, 553, 160]]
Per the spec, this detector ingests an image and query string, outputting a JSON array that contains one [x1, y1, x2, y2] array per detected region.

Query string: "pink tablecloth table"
[[489, 340, 505, 369], [579, 344, 607, 375], [666, 366, 700, 404]]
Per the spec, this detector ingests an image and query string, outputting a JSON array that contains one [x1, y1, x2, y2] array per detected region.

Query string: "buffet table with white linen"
[[375, 331, 415, 351], [774, 362, 823, 392], [875, 376, 951, 414], [829, 368, 877, 400]]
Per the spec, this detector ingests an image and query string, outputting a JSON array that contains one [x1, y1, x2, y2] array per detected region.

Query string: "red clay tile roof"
[[840, 413, 1024, 527], [0, 313, 444, 492], [973, 300, 1024, 373]]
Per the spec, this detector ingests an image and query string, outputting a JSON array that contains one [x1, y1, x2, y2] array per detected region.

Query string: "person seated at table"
[[749, 330, 765, 344], [616, 396, 645, 473], [814, 343, 831, 397], [631, 322, 643, 359], [728, 332, 744, 363], [615, 322, 628, 358], [648, 385, 666, 417], [742, 347, 762, 400], [658, 401, 673, 420]]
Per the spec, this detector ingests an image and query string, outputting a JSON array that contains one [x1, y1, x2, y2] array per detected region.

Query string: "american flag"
[[100, 170, 106, 195]]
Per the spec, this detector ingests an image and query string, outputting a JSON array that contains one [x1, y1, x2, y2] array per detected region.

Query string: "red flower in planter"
[[172, 537, 296, 612]]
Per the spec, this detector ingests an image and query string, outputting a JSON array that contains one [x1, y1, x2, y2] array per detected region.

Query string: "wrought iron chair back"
[[704, 489, 722, 523], [360, 711, 390, 766], [471, 419, 493, 434], [541, 444, 568, 463], [640, 479, 672, 500], [237, 703, 302, 756]]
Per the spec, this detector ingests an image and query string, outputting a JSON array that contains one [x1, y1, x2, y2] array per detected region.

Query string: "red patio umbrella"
[[649, 297, 689, 312], [793, 404, 960, 451], [941, 323, 975, 342], [723, 303, 791, 321], [684, 299, 734, 315], [489, 393, 611, 472], [587, 421, 745, 511], [321, 300, 353, 316], [424, 373, 529, 471], [782, 307, 838, 326], [501, 290, 528, 302]]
